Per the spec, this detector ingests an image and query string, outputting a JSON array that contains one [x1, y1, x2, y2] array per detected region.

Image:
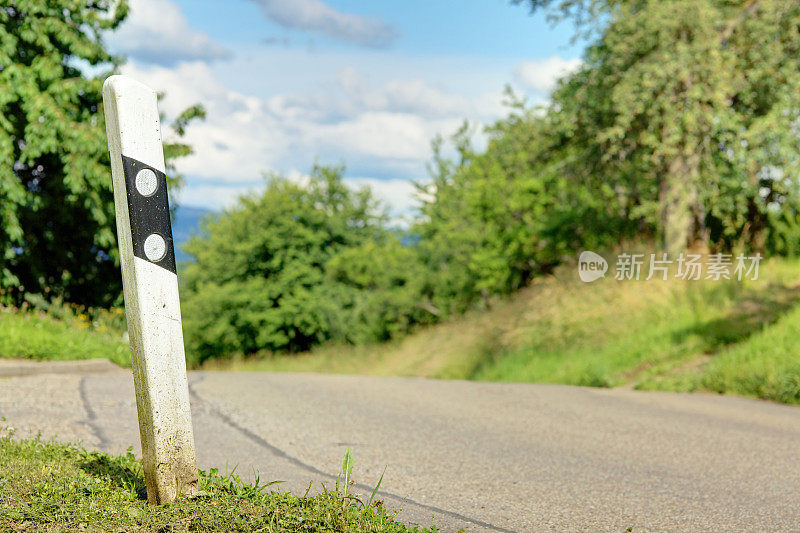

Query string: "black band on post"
[[121, 155, 177, 275]]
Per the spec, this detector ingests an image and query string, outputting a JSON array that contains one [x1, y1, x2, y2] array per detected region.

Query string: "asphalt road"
[[0, 360, 799, 532]]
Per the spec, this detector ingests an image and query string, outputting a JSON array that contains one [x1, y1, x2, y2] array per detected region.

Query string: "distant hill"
[[171, 205, 214, 263]]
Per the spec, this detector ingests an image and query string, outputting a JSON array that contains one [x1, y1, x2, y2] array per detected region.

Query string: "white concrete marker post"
[[102, 75, 199, 504]]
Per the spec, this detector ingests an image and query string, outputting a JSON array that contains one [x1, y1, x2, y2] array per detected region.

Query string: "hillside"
[[208, 257, 800, 404]]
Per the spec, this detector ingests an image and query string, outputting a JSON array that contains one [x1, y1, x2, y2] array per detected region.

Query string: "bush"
[[180, 166, 432, 365]]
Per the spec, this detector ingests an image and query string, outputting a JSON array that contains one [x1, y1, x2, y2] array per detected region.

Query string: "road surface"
[[0, 359, 798, 532]]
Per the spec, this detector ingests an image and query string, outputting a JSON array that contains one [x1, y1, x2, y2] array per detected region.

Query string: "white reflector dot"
[[144, 233, 167, 262], [135, 168, 158, 196]]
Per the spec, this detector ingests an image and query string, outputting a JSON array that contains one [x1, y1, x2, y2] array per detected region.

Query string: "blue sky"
[[106, 0, 582, 218]]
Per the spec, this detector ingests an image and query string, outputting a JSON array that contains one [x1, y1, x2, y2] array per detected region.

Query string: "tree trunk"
[[660, 153, 701, 256], [744, 193, 767, 253]]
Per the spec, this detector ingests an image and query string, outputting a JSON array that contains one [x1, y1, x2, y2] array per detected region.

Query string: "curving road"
[[0, 359, 799, 532]]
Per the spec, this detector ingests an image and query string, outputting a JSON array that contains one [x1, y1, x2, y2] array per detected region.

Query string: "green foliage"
[[413, 98, 633, 314], [325, 238, 434, 343], [0, 435, 430, 532], [0, 1, 200, 308], [0, 0, 126, 306], [180, 165, 434, 364], [517, 0, 800, 255], [407, 0, 800, 318]]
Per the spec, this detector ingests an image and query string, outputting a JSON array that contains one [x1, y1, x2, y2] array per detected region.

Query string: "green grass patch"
[[642, 302, 800, 403], [0, 309, 130, 367], [0, 434, 434, 532], [473, 266, 800, 388]]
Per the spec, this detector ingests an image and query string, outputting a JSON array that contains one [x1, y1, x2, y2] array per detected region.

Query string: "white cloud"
[[118, 46, 529, 217], [123, 60, 492, 187], [176, 184, 260, 210], [250, 0, 399, 48], [121, 61, 288, 181], [513, 56, 582, 93], [264, 68, 476, 125], [109, 0, 230, 65], [307, 111, 463, 164], [382, 78, 472, 116]]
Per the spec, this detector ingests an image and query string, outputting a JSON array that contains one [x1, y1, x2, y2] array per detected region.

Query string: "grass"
[[0, 433, 434, 532], [641, 302, 800, 402], [0, 307, 130, 367], [209, 256, 800, 404]]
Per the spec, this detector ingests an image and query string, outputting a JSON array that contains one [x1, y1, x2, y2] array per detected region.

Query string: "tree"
[[518, 0, 800, 255], [408, 0, 800, 313], [413, 91, 631, 313], [180, 165, 409, 363], [0, 1, 201, 307]]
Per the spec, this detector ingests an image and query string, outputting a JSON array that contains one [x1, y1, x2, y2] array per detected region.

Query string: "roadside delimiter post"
[[102, 75, 198, 504]]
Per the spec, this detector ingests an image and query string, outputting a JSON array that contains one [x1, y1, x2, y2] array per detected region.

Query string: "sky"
[[105, 0, 582, 219]]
